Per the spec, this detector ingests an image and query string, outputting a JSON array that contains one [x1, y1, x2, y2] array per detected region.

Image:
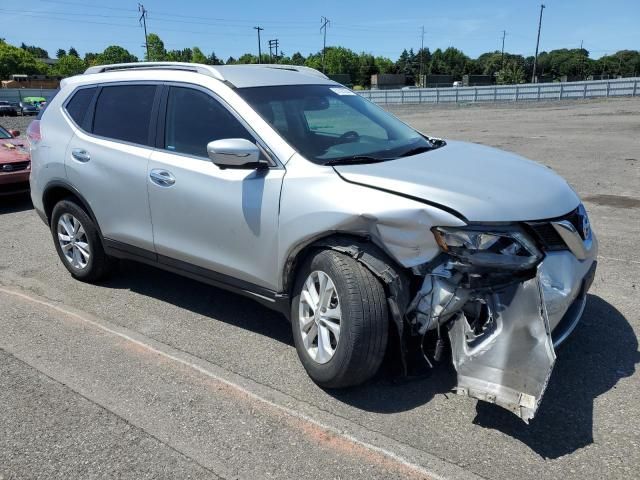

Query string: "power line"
[[320, 16, 330, 73], [532, 4, 546, 83], [253, 26, 263, 63], [138, 3, 149, 61]]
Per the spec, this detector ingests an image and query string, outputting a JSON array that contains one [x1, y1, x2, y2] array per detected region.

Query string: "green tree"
[[225, 56, 237, 65], [0, 40, 49, 79], [375, 56, 395, 74], [237, 53, 257, 64], [166, 48, 192, 62], [20, 43, 49, 59], [84, 52, 99, 66], [52, 54, 86, 77], [290, 52, 306, 65], [56, 48, 66, 59], [497, 61, 525, 84], [68, 47, 79, 58], [355, 52, 378, 87], [95, 46, 138, 65], [206, 51, 223, 65], [191, 47, 207, 64], [596, 50, 640, 77], [145, 33, 166, 61]]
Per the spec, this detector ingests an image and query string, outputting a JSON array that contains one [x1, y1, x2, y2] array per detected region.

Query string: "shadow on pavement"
[[103, 262, 637, 446], [0, 193, 32, 215], [473, 294, 639, 458], [104, 260, 293, 346]]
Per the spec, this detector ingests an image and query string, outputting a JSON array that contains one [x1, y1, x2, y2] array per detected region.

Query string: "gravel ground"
[[0, 97, 638, 480], [0, 115, 34, 137]]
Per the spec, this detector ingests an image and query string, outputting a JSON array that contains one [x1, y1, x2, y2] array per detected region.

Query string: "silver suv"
[[29, 63, 597, 421]]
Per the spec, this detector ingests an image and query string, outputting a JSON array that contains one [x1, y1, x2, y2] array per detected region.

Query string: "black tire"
[[50, 199, 114, 282], [291, 249, 389, 388]]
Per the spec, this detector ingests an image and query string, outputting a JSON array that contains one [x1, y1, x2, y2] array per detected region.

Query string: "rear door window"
[[163, 86, 254, 157], [92, 85, 157, 146], [65, 87, 96, 126]]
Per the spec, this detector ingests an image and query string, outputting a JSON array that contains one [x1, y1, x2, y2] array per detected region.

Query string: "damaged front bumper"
[[410, 225, 597, 423]]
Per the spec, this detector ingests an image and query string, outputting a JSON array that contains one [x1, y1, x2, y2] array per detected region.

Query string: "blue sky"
[[4, 0, 639, 61]]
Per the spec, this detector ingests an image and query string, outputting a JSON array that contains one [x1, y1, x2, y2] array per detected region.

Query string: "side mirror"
[[207, 138, 266, 169], [9, 130, 20, 138]]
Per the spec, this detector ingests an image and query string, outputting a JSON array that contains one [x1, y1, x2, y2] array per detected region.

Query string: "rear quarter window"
[[92, 85, 157, 146], [64, 87, 97, 126]]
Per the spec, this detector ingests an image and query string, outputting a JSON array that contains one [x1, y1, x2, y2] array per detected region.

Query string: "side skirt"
[[103, 239, 290, 318]]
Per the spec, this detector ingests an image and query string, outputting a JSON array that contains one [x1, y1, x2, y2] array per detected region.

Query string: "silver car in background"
[[28, 63, 597, 422]]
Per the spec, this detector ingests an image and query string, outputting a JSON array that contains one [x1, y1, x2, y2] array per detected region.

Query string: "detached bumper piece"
[[448, 276, 555, 423], [409, 249, 595, 423]]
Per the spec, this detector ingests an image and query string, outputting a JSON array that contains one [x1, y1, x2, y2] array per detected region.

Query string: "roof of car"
[[82, 62, 337, 88]]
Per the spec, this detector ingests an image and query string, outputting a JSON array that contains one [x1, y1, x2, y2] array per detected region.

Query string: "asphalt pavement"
[[1, 98, 638, 479]]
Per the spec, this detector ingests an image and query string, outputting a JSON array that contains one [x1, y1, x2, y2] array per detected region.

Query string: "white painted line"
[[0, 285, 471, 480], [597, 255, 640, 265]]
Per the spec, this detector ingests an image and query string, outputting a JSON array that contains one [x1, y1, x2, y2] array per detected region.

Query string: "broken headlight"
[[432, 227, 543, 270]]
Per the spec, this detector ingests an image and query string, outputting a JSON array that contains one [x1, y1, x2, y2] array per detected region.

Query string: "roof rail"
[[84, 62, 224, 81], [259, 64, 329, 80]]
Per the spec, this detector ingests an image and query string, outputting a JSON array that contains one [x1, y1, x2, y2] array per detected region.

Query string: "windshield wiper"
[[325, 156, 391, 166], [397, 145, 434, 158]]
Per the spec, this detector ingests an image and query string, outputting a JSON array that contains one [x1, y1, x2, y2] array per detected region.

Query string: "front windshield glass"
[[237, 84, 432, 165], [0, 126, 11, 139]]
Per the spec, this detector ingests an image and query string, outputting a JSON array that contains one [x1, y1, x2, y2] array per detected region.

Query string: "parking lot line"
[[0, 285, 484, 480]]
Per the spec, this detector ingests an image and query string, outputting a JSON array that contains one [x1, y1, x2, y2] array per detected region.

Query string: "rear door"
[[147, 84, 285, 290], [64, 83, 160, 252]]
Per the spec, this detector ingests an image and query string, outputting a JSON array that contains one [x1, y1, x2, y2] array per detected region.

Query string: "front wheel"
[[291, 249, 389, 388]]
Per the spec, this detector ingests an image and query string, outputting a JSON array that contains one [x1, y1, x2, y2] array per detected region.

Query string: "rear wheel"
[[51, 199, 114, 282], [291, 249, 389, 388]]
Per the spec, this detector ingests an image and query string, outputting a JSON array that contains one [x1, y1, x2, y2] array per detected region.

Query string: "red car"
[[0, 125, 30, 196]]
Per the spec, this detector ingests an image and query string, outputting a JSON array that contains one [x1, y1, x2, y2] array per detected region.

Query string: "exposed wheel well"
[[42, 185, 97, 229], [283, 233, 408, 298]]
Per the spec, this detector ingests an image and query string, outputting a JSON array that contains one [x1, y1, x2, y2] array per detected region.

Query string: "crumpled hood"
[[0, 138, 29, 164], [334, 140, 580, 222]]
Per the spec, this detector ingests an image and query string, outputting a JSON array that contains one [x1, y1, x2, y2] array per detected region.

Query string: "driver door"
[[147, 85, 284, 291]]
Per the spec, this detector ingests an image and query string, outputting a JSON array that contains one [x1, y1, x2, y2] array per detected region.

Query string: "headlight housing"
[[432, 227, 543, 270]]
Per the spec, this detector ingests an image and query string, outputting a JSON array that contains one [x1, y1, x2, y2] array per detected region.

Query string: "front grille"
[[528, 222, 566, 250], [1, 161, 29, 173], [525, 207, 583, 251]]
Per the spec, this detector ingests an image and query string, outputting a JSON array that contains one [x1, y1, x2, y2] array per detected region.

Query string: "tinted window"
[[93, 85, 156, 145], [164, 87, 253, 157], [65, 87, 96, 126]]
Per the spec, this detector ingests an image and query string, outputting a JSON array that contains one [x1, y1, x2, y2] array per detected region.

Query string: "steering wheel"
[[338, 130, 360, 142]]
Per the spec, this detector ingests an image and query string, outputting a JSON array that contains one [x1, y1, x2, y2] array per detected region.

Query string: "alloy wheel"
[[57, 213, 91, 270], [298, 270, 341, 364]]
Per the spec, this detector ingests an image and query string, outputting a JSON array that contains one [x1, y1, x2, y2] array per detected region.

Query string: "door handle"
[[71, 148, 91, 163], [149, 169, 176, 187]]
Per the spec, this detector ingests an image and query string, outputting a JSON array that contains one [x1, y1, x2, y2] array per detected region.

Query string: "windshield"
[[237, 84, 433, 165], [0, 126, 11, 139]]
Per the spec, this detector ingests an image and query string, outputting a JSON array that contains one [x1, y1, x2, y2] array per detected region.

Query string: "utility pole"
[[501, 30, 507, 69], [253, 26, 263, 63], [320, 16, 330, 73], [531, 4, 545, 83], [138, 3, 150, 61], [268, 39, 279, 63], [419, 26, 425, 87]]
